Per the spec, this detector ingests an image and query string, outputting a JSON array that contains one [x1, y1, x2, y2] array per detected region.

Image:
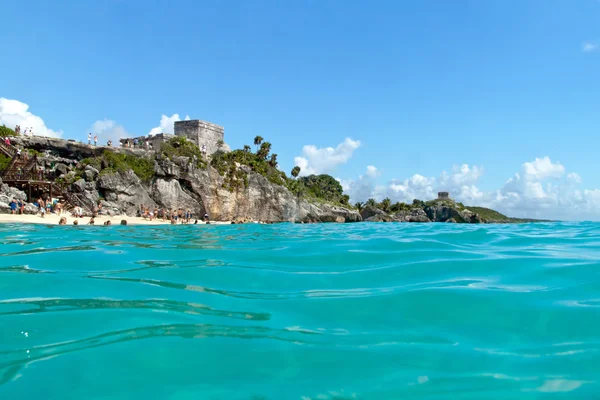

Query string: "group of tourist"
[[13, 125, 35, 137], [8, 199, 26, 214], [137, 205, 210, 224], [121, 138, 154, 150], [35, 197, 64, 217], [58, 216, 128, 226]]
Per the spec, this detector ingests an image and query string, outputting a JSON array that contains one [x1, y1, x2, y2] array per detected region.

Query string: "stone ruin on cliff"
[[119, 119, 227, 155]]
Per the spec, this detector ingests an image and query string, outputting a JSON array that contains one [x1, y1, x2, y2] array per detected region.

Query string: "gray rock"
[[84, 165, 99, 181], [83, 170, 95, 182], [0, 202, 9, 213], [393, 208, 431, 222], [97, 170, 157, 215], [0, 183, 27, 202], [360, 206, 394, 222], [72, 179, 86, 193], [24, 203, 38, 214], [151, 178, 201, 212], [54, 163, 68, 176]]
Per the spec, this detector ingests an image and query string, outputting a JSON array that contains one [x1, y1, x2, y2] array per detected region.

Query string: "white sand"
[[0, 213, 225, 226]]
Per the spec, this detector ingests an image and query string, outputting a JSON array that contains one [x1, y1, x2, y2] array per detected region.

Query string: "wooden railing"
[[0, 140, 16, 158]]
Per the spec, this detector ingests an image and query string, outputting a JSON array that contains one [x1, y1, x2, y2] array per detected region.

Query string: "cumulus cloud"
[[582, 41, 598, 53], [89, 119, 129, 145], [148, 113, 190, 136], [340, 166, 382, 202], [342, 157, 600, 220], [294, 138, 361, 176], [0, 98, 62, 138]]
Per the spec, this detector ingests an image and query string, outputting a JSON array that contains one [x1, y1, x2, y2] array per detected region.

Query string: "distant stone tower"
[[174, 120, 225, 155], [438, 191, 450, 200]]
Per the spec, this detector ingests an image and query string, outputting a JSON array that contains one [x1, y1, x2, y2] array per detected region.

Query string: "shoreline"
[[0, 213, 230, 226]]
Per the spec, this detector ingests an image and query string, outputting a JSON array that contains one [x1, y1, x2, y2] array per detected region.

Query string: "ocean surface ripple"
[[1, 222, 600, 399]]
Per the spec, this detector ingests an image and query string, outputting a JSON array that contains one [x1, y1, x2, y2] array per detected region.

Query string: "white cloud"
[[365, 165, 379, 178], [340, 166, 383, 203], [342, 157, 600, 220], [0, 98, 62, 138], [522, 156, 564, 180], [148, 113, 190, 136], [89, 119, 128, 145], [294, 138, 361, 176], [582, 41, 598, 53]]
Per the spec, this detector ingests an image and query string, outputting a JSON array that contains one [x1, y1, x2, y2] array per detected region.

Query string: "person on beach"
[[58, 217, 67, 225], [203, 212, 209, 222], [4, 137, 10, 146], [104, 220, 111, 226], [88, 133, 92, 144], [16, 147, 21, 159], [38, 197, 46, 218], [88, 217, 95, 225], [120, 220, 127, 225], [18, 200, 25, 215], [73, 220, 79, 225], [9, 199, 17, 215]]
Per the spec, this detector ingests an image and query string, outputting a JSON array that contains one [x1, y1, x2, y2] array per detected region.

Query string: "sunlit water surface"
[[1, 222, 599, 399]]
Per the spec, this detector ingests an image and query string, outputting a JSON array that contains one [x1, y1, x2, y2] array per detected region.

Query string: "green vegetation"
[[55, 172, 83, 185], [80, 150, 154, 182], [211, 148, 282, 191], [291, 166, 301, 178], [465, 206, 508, 221], [209, 137, 350, 206], [102, 151, 154, 181], [159, 137, 206, 168], [0, 125, 17, 137], [0, 154, 11, 171], [253, 136, 263, 151], [296, 174, 350, 206]]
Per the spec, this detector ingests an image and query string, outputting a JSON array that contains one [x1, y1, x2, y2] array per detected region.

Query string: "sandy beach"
[[0, 213, 223, 226]]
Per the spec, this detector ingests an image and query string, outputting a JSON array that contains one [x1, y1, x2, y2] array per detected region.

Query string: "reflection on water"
[[1, 222, 600, 399]]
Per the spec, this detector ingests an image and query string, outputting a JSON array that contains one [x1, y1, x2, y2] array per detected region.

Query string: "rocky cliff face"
[[90, 156, 361, 222], [5, 137, 361, 222], [360, 201, 486, 224]]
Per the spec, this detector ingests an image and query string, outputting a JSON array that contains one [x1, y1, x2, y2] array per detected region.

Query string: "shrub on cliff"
[[0, 125, 17, 137], [99, 150, 154, 182], [160, 137, 206, 168], [296, 174, 350, 206], [211, 149, 286, 191], [0, 154, 11, 171]]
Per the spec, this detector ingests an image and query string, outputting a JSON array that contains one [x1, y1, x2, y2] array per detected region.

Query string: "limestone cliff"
[[360, 201, 487, 223], [6, 137, 361, 222]]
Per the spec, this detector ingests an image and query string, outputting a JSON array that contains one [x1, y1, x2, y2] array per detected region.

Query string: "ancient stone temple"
[[175, 120, 225, 155], [438, 191, 450, 200]]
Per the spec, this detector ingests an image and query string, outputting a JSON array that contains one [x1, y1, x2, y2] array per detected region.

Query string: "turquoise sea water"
[[1, 222, 599, 399]]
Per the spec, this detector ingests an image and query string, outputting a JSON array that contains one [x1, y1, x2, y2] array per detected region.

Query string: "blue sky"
[[1, 0, 600, 219]]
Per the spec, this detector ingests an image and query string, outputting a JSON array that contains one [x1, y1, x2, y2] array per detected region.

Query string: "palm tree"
[[379, 197, 392, 213], [258, 142, 271, 160], [366, 198, 377, 208], [291, 166, 301, 178], [253, 136, 263, 151], [243, 145, 251, 153], [354, 202, 364, 211], [269, 153, 278, 168]]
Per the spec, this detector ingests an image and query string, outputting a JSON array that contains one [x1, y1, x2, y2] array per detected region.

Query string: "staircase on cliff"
[[0, 139, 96, 214]]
